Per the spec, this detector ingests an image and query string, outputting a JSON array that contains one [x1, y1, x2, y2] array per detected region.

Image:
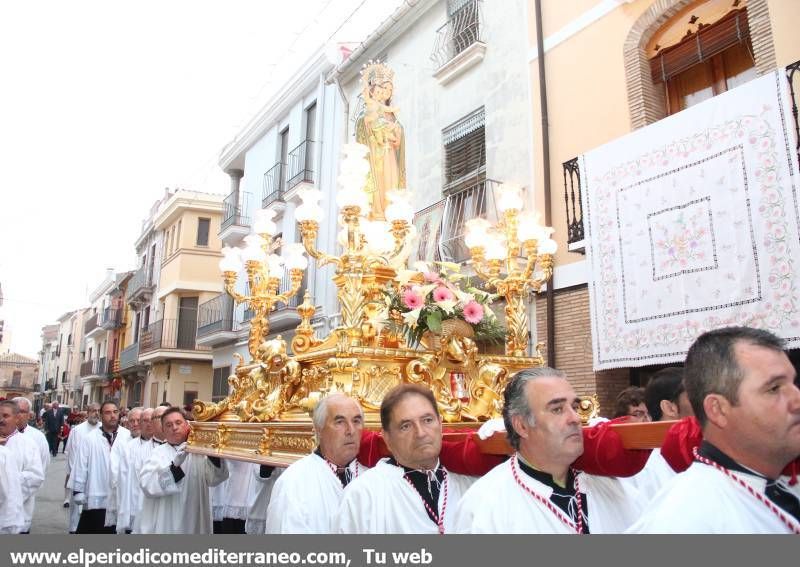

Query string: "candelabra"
[[295, 143, 415, 347], [218, 208, 308, 359], [465, 185, 557, 357]]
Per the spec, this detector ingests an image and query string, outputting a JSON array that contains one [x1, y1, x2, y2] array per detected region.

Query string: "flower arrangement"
[[382, 261, 506, 348]]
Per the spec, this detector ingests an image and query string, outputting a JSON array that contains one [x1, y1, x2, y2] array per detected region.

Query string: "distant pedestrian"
[[43, 402, 64, 457], [59, 422, 71, 453]]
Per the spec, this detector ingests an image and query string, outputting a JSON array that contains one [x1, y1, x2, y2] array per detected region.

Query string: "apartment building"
[[0, 353, 38, 403], [136, 190, 225, 407], [526, 0, 800, 412], [205, 46, 349, 400]]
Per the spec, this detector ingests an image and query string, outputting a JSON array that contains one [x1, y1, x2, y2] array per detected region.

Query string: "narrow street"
[[31, 452, 69, 534]]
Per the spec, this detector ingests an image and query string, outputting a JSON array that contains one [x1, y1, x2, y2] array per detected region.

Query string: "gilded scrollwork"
[[354, 365, 402, 409]]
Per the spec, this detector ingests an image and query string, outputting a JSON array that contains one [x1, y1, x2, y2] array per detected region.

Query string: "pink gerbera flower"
[[424, 271, 442, 283], [462, 300, 484, 324], [402, 290, 424, 309], [432, 286, 454, 303]]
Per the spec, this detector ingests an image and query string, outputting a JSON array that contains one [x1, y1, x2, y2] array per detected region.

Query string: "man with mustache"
[[266, 393, 364, 533], [631, 326, 800, 533], [453, 367, 642, 533], [0, 400, 44, 534], [336, 384, 476, 533]]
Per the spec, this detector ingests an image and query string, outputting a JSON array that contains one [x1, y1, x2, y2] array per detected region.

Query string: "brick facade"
[[535, 285, 631, 418]]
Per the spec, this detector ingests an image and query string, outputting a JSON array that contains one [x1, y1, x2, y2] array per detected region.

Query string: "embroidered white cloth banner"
[[581, 72, 800, 370]]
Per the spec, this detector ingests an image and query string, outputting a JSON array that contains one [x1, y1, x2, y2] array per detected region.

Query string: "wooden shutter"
[[650, 8, 750, 83]]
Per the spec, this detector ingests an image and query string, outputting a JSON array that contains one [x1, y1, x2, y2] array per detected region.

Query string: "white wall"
[[339, 0, 533, 213]]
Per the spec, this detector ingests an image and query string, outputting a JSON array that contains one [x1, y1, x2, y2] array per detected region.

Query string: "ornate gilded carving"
[[577, 394, 600, 424], [463, 362, 509, 422], [354, 365, 402, 409]]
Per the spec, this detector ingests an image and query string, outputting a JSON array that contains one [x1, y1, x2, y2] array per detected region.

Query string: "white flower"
[[453, 289, 475, 304], [412, 261, 432, 273], [367, 306, 390, 332], [436, 299, 458, 315], [402, 308, 422, 326], [396, 269, 420, 286], [419, 283, 437, 297]]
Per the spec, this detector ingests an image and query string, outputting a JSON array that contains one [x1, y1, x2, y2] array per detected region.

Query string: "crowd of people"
[[1, 325, 798, 534]]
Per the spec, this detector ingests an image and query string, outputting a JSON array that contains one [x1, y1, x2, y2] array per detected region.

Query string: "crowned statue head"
[[361, 60, 395, 103]]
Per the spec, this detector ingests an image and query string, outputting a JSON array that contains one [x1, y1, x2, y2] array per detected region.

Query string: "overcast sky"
[[0, 0, 401, 357]]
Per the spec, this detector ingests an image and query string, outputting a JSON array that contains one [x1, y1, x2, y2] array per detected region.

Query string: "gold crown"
[[360, 59, 394, 89]]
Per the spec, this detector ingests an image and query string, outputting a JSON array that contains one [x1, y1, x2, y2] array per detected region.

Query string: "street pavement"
[[31, 451, 70, 534]]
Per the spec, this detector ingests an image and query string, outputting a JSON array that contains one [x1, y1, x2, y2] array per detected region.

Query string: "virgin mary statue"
[[355, 60, 407, 220]]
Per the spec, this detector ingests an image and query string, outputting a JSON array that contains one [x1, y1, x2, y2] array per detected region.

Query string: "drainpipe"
[[534, 0, 556, 367]]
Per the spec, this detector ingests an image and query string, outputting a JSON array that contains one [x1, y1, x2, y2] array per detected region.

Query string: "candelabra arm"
[[299, 220, 338, 267], [469, 247, 494, 283], [530, 254, 554, 292], [223, 272, 248, 304], [521, 241, 539, 281], [276, 269, 305, 304]]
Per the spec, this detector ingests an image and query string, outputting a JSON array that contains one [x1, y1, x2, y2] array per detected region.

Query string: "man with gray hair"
[[265, 393, 366, 533], [109, 407, 144, 533], [630, 326, 800, 533], [453, 367, 642, 533], [0, 400, 45, 533], [12, 397, 49, 473]]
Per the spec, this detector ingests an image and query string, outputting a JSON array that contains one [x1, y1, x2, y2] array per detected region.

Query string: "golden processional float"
[[187, 62, 609, 466]]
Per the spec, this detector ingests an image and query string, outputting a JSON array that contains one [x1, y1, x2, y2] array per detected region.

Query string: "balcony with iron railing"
[[222, 190, 252, 232], [431, 0, 485, 84], [83, 313, 99, 335], [100, 307, 122, 330], [80, 359, 94, 377], [119, 342, 141, 371], [286, 140, 315, 190], [263, 162, 286, 207], [439, 178, 499, 264], [196, 294, 237, 346], [139, 318, 212, 361], [788, 59, 799, 165], [125, 265, 154, 302], [563, 157, 584, 252]]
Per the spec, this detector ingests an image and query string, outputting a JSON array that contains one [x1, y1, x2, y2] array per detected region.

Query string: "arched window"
[[624, 0, 775, 129], [647, 1, 756, 115]]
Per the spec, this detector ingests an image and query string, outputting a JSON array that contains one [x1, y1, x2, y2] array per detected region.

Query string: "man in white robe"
[[266, 393, 367, 534], [0, 400, 45, 534], [13, 397, 50, 473], [0, 444, 24, 534], [109, 407, 144, 533], [624, 367, 694, 502], [630, 327, 800, 533], [71, 400, 131, 533], [246, 465, 283, 534], [125, 408, 156, 533], [217, 459, 255, 533], [65, 404, 100, 532], [453, 368, 642, 534], [137, 407, 228, 534], [337, 384, 475, 534]]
